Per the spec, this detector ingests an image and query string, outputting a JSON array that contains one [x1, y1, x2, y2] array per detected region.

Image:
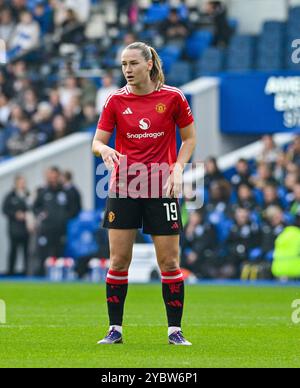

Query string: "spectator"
[[0, 69, 13, 98], [33, 101, 54, 144], [61, 170, 82, 219], [204, 1, 232, 46], [9, 10, 41, 56], [33, 1, 54, 35], [287, 136, 300, 166], [23, 88, 38, 116], [0, 8, 15, 46], [231, 158, 252, 190], [80, 78, 97, 106], [0, 92, 11, 126], [159, 8, 188, 45], [273, 151, 288, 186], [290, 182, 300, 217], [48, 88, 63, 116], [6, 117, 39, 156], [204, 156, 224, 188], [225, 207, 261, 278], [262, 184, 284, 212], [62, 95, 84, 133], [206, 179, 231, 215], [271, 224, 300, 280], [59, 76, 81, 109], [52, 114, 69, 140], [7, 104, 26, 133], [181, 209, 217, 279], [231, 183, 258, 213], [261, 206, 286, 263], [64, 0, 91, 23], [95, 74, 119, 115], [33, 167, 71, 275], [60, 8, 84, 45], [115, 0, 132, 23], [257, 135, 280, 165], [81, 103, 98, 129], [251, 162, 278, 190], [2, 175, 31, 276], [284, 172, 299, 207], [10, 0, 27, 22]]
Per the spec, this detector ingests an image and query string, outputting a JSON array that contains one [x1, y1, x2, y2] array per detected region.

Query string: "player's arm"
[[176, 122, 197, 171], [92, 129, 124, 170], [165, 123, 196, 198]]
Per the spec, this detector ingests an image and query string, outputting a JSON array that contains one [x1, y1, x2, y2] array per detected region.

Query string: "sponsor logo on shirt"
[[127, 132, 165, 140], [139, 118, 151, 130]]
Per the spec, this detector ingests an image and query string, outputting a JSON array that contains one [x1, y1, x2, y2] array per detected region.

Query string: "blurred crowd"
[[2, 135, 300, 280], [2, 167, 82, 276], [180, 135, 300, 281], [0, 0, 232, 160]]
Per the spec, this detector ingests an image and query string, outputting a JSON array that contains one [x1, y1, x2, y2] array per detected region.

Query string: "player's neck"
[[128, 80, 156, 96]]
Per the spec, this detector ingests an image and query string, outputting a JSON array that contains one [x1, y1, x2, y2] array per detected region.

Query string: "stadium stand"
[[1, 1, 300, 281]]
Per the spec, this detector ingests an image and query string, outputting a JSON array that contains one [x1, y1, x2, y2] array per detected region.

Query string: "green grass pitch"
[[0, 282, 299, 368]]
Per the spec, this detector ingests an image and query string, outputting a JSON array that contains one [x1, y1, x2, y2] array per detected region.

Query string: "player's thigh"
[[108, 229, 137, 271], [152, 234, 180, 272]]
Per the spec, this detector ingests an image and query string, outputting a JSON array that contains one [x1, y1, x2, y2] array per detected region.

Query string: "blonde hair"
[[125, 42, 165, 88]]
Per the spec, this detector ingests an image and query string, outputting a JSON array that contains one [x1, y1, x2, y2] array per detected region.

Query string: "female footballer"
[[92, 42, 196, 345]]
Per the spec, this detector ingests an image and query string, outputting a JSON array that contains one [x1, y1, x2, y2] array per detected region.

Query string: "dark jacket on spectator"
[[2, 189, 30, 238], [64, 183, 82, 219], [33, 184, 71, 232]]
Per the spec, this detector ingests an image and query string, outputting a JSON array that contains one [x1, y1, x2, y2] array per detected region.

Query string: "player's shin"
[[106, 269, 129, 328]]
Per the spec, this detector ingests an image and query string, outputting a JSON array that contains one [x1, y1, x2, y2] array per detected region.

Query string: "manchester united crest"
[[156, 103, 167, 113], [108, 211, 116, 223]]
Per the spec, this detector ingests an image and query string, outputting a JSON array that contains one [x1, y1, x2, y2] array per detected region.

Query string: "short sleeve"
[[173, 93, 194, 129], [97, 94, 116, 133]]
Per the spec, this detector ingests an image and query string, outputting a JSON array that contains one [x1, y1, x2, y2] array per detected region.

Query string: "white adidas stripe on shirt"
[[123, 108, 133, 115]]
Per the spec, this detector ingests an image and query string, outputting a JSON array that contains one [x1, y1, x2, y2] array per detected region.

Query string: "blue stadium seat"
[[256, 53, 283, 71], [228, 18, 239, 33], [167, 61, 193, 86], [158, 44, 182, 73], [195, 47, 225, 76], [262, 21, 286, 35], [186, 30, 213, 60], [144, 3, 170, 24], [226, 35, 255, 71], [288, 6, 300, 24]]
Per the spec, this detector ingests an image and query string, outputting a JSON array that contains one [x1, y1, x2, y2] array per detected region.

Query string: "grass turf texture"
[[0, 282, 299, 368]]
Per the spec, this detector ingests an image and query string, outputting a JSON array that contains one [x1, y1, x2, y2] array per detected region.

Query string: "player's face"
[[121, 49, 153, 86]]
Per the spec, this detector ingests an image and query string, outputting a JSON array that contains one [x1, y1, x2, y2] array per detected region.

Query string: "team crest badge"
[[108, 211, 116, 223], [156, 103, 167, 113]]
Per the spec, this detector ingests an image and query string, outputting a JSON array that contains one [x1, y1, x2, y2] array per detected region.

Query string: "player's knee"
[[158, 256, 179, 273], [110, 254, 131, 272]]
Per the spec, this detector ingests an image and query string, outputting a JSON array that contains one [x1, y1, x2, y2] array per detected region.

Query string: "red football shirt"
[[97, 84, 194, 198]]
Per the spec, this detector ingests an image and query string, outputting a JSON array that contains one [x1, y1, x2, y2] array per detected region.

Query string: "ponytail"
[[149, 46, 165, 89]]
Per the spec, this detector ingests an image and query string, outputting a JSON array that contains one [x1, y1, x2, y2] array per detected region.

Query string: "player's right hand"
[[100, 145, 125, 170]]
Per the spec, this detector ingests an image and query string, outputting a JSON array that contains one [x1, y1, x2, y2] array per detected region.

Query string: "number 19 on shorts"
[[163, 202, 178, 221]]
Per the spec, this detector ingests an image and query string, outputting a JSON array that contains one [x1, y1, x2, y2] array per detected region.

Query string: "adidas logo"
[[123, 107, 133, 115], [171, 222, 179, 230]]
